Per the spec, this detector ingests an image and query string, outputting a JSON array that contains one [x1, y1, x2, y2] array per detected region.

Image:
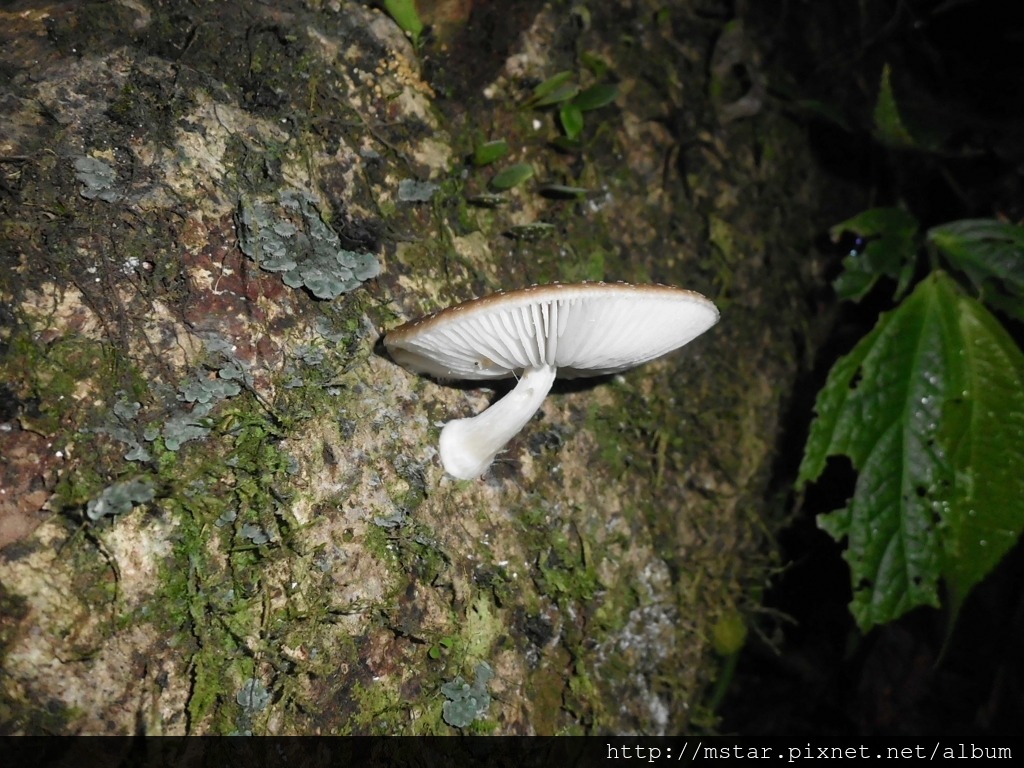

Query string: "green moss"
[[347, 677, 418, 735], [0, 693, 80, 736], [86, 381, 319, 732], [461, 593, 500, 662], [473, 563, 516, 609], [534, 528, 599, 603], [107, 70, 191, 148], [50, 459, 108, 517], [558, 242, 609, 283], [1, 332, 112, 435], [562, 661, 598, 731], [360, 523, 402, 571]]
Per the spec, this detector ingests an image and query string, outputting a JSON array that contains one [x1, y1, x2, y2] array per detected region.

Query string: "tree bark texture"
[[0, 0, 830, 734]]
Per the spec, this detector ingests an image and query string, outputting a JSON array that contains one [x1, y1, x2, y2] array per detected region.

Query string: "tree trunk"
[[0, 0, 831, 734]]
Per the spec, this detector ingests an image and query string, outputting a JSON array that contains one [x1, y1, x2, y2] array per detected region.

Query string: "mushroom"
[[384, 282, 719, 480]]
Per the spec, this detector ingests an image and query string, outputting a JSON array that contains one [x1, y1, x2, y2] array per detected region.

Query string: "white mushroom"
[[384, 282, 719, 480]]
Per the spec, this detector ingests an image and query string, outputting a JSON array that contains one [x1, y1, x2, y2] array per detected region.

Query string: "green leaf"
[[550, 135, 583, 153], [928, 219, 1024, 322], [830, 207, 919, 301], [934, 292, 1024, 609], [559, 104, 584, 140], [873, 63, 916, 148], [383, 0, 423, 43], [711, 611, 748, 655], [473, 139, 510, 167], [538, 183, 589, 199], [791, 98, 854, 132], [489, 163, 534, 190], [572, 83, 618, 111], [798, 271, 1024, 631], [505, 221, 555, 240], [466, 192, 507, 208], [579, 52, 609, 78], [528, 71, 574, 105], [533, 82, 580, 108]]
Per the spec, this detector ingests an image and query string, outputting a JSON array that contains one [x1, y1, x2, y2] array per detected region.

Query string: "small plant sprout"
[[525, 72, 619, 142], [489, 163, 534, 191], [473, 139, 510, 167], [385, 282, 719, 480], [383, 0, 423, 44]]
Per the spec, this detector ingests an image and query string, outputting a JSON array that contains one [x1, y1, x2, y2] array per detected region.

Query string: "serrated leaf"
[[873, 63, 916, 148], [934, 292, 1024, 608], [572, 83, 618, 111], [928, 219, 1024, 322], [489, 163, 534, 190], [830, 207, 919, 301], [559, 104, 584, 140], [798, 271, 1024, 631]]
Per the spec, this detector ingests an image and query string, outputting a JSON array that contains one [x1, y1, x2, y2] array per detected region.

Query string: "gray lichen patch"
[[442, 661, 493, 728], [74, 155, 121, 202], [237, 190, 381, 300], [85, 477, 155, 521]]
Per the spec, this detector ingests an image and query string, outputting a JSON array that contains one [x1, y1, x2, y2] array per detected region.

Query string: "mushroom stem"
[[439, 363, 558, 480]]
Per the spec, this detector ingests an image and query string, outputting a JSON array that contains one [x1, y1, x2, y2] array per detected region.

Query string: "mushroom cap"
[[384, 281, 719, 380]]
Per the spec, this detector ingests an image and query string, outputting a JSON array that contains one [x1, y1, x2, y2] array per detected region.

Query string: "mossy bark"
[[0, 0, 833, 734]]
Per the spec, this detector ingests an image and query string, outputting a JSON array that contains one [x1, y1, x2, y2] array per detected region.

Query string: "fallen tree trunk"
[[0, 0, 832, 734]]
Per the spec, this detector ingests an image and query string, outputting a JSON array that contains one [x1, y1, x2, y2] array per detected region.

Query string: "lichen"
[[441, 662, 493, 728], [85, 478, 155, 522], [73, 156, 121, 202], [237, 190, 381, 300]]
